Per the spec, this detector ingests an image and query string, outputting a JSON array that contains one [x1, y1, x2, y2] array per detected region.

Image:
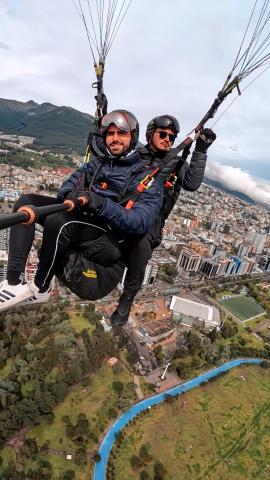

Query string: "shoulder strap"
[[120, 137, 193, 208], [86, 158, 107, 190], [117, 162, 147, 202]]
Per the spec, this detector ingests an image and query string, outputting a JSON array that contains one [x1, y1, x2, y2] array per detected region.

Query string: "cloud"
[[0, 41, 10, 50], [206, 161, 270, 206]]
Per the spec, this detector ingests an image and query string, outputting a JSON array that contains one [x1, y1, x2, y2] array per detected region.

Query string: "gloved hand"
[[195, 128, 216, 154], [181, 143, 192, 161], [78, 191, 105, 212], [65, 191, 79, 204]]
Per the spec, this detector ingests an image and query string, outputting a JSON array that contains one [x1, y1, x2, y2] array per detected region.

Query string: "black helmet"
[[146, 114, 180, 143], [100, 110, 139, 151]]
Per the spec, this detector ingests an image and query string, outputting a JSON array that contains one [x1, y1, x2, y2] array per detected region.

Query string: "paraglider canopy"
[[72, 0, 133, 118], [193, 0, 270, 132]]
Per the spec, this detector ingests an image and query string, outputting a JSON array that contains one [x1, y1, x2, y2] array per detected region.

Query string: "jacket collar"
[[103, 151, 142, 167]]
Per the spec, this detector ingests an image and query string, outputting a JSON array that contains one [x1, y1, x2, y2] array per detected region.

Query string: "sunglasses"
[[157, 130, 177, 142]]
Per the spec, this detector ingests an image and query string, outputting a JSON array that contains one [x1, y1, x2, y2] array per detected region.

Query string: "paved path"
[[133, 374, 144, 400], [93, 358, 262, 480]]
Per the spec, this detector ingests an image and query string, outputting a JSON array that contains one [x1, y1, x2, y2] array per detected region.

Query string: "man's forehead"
[[155, 127, 175, 133], [107, 124, 126, 133]]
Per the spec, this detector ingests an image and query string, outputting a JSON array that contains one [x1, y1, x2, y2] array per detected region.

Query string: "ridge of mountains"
[[203, 177, 256, 205], [0, 97, 94, 154]]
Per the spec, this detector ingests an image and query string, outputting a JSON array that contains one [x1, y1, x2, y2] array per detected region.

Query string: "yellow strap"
[[84, 144, 91, 164]]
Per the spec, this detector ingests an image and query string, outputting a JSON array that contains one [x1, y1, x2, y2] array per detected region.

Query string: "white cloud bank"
[[206, 161, 270, 206]]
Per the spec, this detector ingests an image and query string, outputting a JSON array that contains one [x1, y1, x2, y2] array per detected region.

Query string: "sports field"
[[219, 295, 264, 321]]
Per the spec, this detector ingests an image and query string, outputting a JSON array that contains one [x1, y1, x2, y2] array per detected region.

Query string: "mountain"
[[0, 98, 95, 154], [203, 176, 256, 205]]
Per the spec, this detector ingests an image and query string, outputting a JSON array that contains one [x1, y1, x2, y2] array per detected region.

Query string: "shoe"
[[110, 293, 135, 327], [19, 281, 51, 306], [0, 280, 33, 312]]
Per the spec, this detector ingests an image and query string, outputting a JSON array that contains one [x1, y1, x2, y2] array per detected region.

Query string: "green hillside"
[[0, 98, 94, 154], [110, 364, 270, 480]]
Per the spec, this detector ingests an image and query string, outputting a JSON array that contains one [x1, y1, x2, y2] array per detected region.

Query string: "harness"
[[121, 136, 193, 209], [76, 136, 193, 210]]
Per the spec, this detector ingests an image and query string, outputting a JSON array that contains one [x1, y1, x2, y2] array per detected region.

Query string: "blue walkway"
[[93, 358, 262, 480]]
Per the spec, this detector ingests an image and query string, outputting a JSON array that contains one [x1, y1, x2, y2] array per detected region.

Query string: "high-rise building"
[[143, 261, 159, 286], [225, 256, 243, 276], [245, 232, 266, 254], [238, 242, 252, 257], [259, 256, 270, 272], [216, 257, 231, 276], [177, 248, 201, 272], [200, 258, 219, 277]]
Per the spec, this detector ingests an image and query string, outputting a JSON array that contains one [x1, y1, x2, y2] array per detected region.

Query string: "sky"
[[1, 0, 270, 205]]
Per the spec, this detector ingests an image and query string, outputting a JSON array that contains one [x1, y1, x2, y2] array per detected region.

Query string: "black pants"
[[7, 194, 107, 291], [122, 216, 163, 296]]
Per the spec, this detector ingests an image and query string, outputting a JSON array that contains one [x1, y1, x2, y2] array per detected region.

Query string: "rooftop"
[[170, 295, 216, 323]]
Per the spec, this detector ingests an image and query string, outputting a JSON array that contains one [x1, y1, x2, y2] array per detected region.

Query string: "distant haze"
[[206, 162, 270, 206]]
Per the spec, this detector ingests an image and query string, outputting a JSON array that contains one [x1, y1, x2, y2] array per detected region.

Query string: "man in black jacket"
[[111, 115, 216, 326]]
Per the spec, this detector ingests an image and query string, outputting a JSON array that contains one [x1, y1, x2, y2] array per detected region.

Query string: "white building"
[[169, 295, 220, 331]]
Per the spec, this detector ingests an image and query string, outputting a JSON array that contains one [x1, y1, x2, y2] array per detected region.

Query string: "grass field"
[[25, 360, 135, 479], [68, 310, 95, 334], [0, 447, 16, 470], [110, 365, 270, 480], [219, 295, 264, 321], [0, 357, 14, 381]]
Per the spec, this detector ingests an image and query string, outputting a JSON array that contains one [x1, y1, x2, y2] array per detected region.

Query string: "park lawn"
[[21, 379, 36, 397], [27, 362, 135, 452], [246, 315, 270, 334], [219, 295, 264, 321], [217, 320, 265, 352], [68, 311, 95, 334], [140, 376, 156, 397], [23, 453, 89, 480], [0, 446, 16, 470], [0, 357, 14, 381], [110, 365, 270, 480]]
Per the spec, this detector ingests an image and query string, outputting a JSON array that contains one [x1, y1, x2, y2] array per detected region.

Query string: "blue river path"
[[93, 358, 262, 480]]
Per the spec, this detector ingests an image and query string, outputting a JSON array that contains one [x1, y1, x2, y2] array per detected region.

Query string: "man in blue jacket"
[[0, 110, 163, 312]]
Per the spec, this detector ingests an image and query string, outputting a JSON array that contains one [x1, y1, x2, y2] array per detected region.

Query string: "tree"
[[112, 381, 124, 396], [140, 471, 151, 480], [74, 447, 87, 465], [208, 327, 218, 343], [164, 394, 174, 405], [0, 462, 15, 480], [130, 454, 141, 469], [93, 451, 101, 462], [21, 437, 38, 459], [154, 345, 165, 365], [108, 407, 117, 419], [63, 470, 76, 480], [37, 459, 53, 479], [186, 329, 201, 354], [221, 320, 238, 338], [154, 461, 166, 479]]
